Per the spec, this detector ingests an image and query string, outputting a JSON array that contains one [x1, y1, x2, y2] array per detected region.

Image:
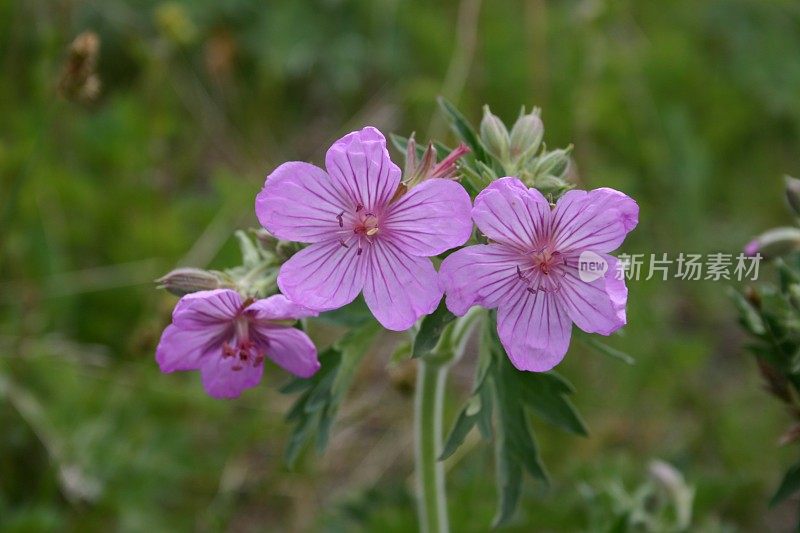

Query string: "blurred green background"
[[3, 0, 800, 530]]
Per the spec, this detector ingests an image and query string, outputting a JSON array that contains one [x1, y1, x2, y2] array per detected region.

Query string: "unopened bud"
[[509, 108, 544, 165], [479, 106, 509, 162], [157, 268, 223, 296], [786, 175, 800, 216], [744, 227, 800, 259], [428, 143, 470, 180], [534, 147, 571, 178]]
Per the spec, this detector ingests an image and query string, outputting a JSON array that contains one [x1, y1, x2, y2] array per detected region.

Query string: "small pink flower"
[[255, 127, 473, 331], [439, 177, 638, 372], [156, 289, 320, 399]]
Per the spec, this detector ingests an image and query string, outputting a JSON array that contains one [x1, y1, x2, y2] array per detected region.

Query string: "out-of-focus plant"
[[579, 460, 716, 532], [733, 176, 800, 526]]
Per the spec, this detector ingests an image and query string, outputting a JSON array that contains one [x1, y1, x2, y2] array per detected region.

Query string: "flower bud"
[[533, 147, 571, 178], [785, 175, 800, 216], [479, 105, 509, 163], [157, 268, 223, 296], [744, 227, 800, 259], [509, 108, 544, 165]]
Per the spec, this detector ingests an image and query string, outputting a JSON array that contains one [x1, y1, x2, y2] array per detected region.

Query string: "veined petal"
[[439, 244, 527, 315], [557, 255, 627, 335], [156, 323, 229, 372], [383, 179, 473, 256], [551, 189, 628, 253], [472, 177, 551, 250], [256, 162, 351, 243], [590, 187, 639, 232], [253, 326, 320, 378], [172, 289, 241, 330], [324, 127, 401, 211], [277, 238, 367, 311], [496, 288, 572, 372], [247, 294, 319, 322], [200, 356, 264, 399], [362, 240, 442, 331]]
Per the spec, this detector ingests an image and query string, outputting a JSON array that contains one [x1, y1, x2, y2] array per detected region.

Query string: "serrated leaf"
[[519, 373, 588, 436], [770, 461, 800, 506], [437, 96, 487, 162], [412, 301, 456, 358], [281, 321, 381, 467]]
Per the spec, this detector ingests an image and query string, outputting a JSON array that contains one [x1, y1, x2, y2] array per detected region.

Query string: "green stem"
[[415, 357, 449, 533]]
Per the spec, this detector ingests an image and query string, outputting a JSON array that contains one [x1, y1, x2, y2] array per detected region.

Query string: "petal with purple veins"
[[277, 238, 367, 311], [383, 179, 473, 257], [439, 244, 527, 315], [252, 326, 320, 378], [156, 323, 230, 373], [362, 240, 442, 331], [325, 127, 401, 211], [200, 355, 264, 399], [471, 177, 551, 250], [256, 162, 351, 243], [171, 289, 241, 330], [496, 288, 572, 372]]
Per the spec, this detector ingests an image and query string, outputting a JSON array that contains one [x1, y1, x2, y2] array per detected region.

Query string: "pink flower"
[[156, 289, 320, 399], [255, 127, 473, 331], [439, 177, 638, 372]]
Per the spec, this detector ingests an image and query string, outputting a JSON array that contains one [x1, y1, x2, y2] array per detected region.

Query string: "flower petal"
[[255, 162, 351, 243], [277, 239, 367, 311], [383, 179, 473, 256], [253, 326, 320, 378], [551, 189, 629, 253], [171, 289, 241, 330], [247, 294, 319, 322], [362, 240, 442, 331], [496, 289, 572, 372], [439, 244, 527, 315], [324, 127, 401, 211], [557, 256, 627, 335], [590, 187, 639, 232], [200, 356, 264, 399], [156, 323, 229, 373], [471, 177, 551, 250]]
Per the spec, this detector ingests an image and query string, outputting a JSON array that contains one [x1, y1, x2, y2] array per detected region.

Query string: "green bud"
[[509, 107, 544, 165], [156, 268, 224, 296], [479, 105, 510, 163], [533, 146, 572, 178], [785, 175, 800, 216], [746, 227, 800, 259]]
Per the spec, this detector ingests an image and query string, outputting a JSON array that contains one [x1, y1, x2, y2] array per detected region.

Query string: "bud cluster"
[[478, 105, 572, 194]]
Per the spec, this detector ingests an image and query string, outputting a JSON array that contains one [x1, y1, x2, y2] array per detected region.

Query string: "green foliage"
[[282, 320, 381, 467]]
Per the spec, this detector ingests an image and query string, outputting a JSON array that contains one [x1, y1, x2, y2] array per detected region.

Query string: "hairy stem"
[[415, 357, 449, 533]]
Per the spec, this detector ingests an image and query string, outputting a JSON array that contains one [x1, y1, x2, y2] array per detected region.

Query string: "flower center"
[[222, 316, 264, 371], [336, 204, 381, 255], [516, 246, 567, 294]]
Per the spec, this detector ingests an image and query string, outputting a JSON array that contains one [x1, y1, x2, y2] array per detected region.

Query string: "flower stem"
[[415, 357, 449, 533]]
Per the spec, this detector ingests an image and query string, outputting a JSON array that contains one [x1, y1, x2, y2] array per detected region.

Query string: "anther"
[[356, 204, 364, 212], [357, 247, 363, 256], [339, 239, 349, 248], [337, 212, 344, 228]]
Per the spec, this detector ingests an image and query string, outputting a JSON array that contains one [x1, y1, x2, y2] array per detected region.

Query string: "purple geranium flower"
[[440, 177, 638, 372], [156, 289, 320, 398], [255, 127, 473, 331]]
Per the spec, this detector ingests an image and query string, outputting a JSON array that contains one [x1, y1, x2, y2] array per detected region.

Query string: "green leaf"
[[412, 301, 456, 358], [281, 321, 381, 466], [770, 461, 800, 506], [519, 373, 588, 436], [575, 331, 635, 365], [437, 96, 487, 162], [728, 287, 766, 336]]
